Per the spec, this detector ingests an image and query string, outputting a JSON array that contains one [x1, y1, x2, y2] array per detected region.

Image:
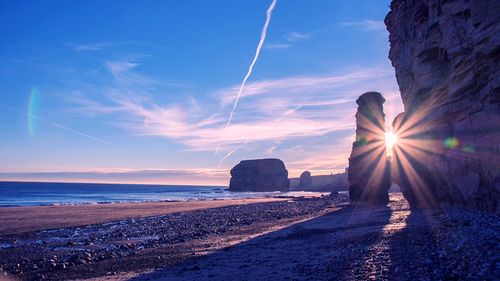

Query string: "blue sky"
[[0, 0, 403, 185]]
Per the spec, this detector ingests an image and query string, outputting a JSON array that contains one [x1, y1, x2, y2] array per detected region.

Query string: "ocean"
[[0, 181, 329, 207]]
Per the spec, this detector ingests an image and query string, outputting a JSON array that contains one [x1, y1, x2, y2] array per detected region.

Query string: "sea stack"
[[298, 171, 313, 189], [385, 0, 500, 212], [348, 92, 391, 205], [229, 159, 290, 192]]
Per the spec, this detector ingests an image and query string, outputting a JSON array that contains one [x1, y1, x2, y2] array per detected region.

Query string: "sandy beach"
[[1, 193, 499, 280], [1, 184, 496, 281], [139, 193, 499, 281], [0, 194, 347, 280], [0, 198, 288, 235]]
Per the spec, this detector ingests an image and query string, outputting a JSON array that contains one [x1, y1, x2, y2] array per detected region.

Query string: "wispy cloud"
[[339, 19, 386, 31], [284, 31, 313, 42], [69, 42, 110, 52], [265, 31, 313, 50], [217, 68, 393, 105], [264, 43, 291, 49], [68, 41, 174, 54], [64, 38, 403, 171], [107, 61, 139, 74], [70, 61, 400, 155]]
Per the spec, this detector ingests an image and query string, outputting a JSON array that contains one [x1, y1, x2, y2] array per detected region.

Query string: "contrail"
[[275, 104, 304, 122], [49, 121, 110, 145], [225, 0, 277, 128], [218, 141, 248, 167], [0, 104, 110, 145]]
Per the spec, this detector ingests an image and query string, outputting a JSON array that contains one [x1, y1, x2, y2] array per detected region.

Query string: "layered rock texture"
[[386, 0, 500, 212], [298, 171, 313, 189], [229, 159, 290, 192], [348, 92, 392, 205], [391, 112, 440, 208]]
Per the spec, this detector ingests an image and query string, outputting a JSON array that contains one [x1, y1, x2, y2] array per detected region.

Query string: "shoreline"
[[0, 180, 335, 208], [0, 190, 332, 208], [0, 197, 291, 235]]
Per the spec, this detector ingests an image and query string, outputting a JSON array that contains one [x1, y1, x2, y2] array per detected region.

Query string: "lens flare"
[[385, 131, 398, 156], [443, 137, 459, 149], [28, 88, 38, 136]]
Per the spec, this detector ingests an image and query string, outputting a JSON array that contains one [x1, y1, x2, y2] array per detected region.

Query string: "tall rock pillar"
[[348, 92, 391, 205]]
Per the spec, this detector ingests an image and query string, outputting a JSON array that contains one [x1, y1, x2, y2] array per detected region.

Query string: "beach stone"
[[385, 0, 500, 212], [229, 158, 290, 191], [348, 92, 391, 205], [329, 191, 339, 197], [298, 171, 313, 189]]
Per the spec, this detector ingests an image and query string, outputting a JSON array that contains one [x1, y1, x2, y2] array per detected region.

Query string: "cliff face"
[[229, 159, 290, 192], [385, 0, 500, 212], [348, 92, 391, 205], [391, 112, 440, 208]]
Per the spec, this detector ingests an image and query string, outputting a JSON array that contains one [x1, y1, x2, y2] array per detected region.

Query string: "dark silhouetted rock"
[[298, 171, 313, 189], [229, 159, 290, 192], [289, 172, 348, 191], [329, 191, 339, 197], [386, 0, 500, 212], [348, 92, 391, 205]]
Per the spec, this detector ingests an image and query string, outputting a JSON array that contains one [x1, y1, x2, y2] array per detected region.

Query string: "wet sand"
[[0, 198, 286, 235]]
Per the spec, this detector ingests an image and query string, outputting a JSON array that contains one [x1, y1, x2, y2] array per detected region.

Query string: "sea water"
[[0, 181, 330, 207]]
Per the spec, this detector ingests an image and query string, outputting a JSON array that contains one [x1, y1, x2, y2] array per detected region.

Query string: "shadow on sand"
[[385, 206, 445, 280], [130, 203, 395, 281]]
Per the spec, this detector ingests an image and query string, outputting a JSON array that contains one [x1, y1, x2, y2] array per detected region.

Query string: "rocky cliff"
[[348, 92, 392, 204], [291, 172, 348, 191], [229, 159, 290, 192], [391, 112, 440, 208], [385, 0, 500, 212], [298, 171, 313, 189]]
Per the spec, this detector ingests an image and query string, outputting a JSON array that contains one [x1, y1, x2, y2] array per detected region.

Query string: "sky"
[[0, 0, 403, 185]]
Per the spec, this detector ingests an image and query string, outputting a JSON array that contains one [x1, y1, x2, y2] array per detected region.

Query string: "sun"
[[385, 131, 398, 155]]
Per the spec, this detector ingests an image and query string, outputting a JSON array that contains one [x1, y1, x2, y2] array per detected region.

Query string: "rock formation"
[[386, 0, 500, 212], [391, 112, 439, 208], [290, 172, 348, 191], [348, 92, 392, 205], [229, 159, 290, 192], [298, 171, 313, 189]]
